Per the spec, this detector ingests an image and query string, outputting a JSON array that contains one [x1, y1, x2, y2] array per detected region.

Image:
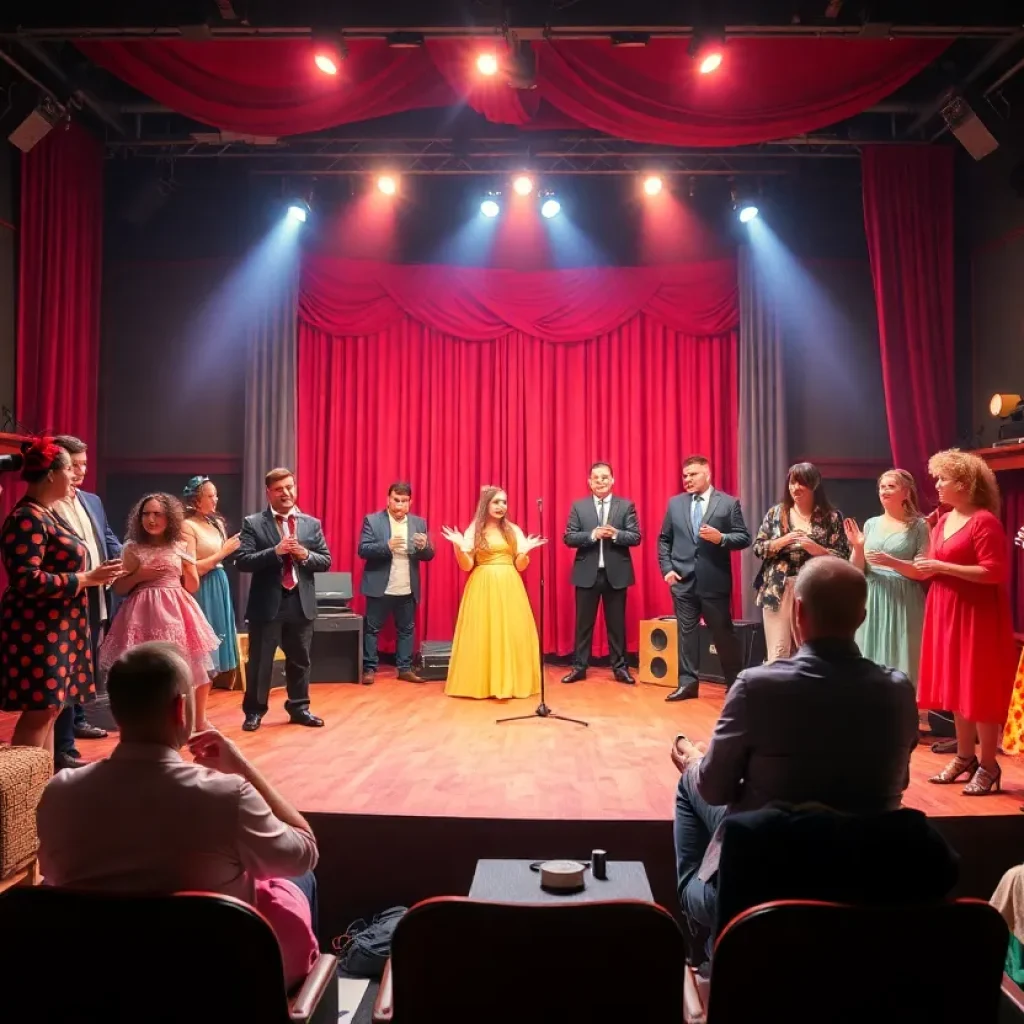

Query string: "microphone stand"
[[498, 497, 588, 727]]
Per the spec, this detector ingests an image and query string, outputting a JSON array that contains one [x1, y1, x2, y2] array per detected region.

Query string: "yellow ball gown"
[[444, 528, 542, 700]]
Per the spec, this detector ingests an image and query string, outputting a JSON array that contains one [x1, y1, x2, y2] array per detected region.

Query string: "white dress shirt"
[[385, 513, 412, 597], [54, 492, 106, 621], [592, 493, 614, 570]]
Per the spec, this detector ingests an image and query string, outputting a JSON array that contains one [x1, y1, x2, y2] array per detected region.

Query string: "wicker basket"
[[0, 744, 52, 880]]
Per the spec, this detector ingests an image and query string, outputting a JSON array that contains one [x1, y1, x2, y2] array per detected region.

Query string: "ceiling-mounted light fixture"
[[505, 39, 537, 90]]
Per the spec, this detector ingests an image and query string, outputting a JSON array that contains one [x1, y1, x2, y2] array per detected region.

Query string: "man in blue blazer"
[[53, 435, 124, 768], [658, 455, 751, 702], [236, 467, 332, 732], [358, 482, 435, 685]]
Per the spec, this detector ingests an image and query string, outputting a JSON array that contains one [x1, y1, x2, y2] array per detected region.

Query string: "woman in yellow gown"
[[442, 486, 546, 700]]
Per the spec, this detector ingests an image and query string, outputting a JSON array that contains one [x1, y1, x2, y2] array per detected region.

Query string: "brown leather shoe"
[[362, 671, 375, 686], [397, 670, 425, 683]]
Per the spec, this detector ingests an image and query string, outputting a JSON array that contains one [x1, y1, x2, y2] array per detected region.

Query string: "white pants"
[[762, 577, 797, 663]]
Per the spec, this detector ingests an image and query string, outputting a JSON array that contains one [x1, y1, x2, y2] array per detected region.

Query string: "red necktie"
[[276, 514, 298, 590]]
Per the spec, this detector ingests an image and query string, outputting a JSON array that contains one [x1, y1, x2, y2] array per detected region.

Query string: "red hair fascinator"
[[20, 436, 63, 474]]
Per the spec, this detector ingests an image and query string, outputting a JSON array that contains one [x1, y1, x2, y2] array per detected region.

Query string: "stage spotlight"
[[312, 30, 346, 76], [990, 392, 1024, 442], [689, 27, 725, 74], [513, 175, 534, 196], [643, 175, 664, 196], [286, 201, 309, 223], [699, 51, 723, 74], [738, 204, 759, 223], [480, 197, 501, 218], [377, 175, 398, 196], [540, 198, 561, 219], [477, 52, 499, 76]]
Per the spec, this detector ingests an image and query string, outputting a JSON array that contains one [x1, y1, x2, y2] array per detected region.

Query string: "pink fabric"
[[299, 256, 738, 341], [254, 878, 319, 992], [99, 542, 220, 677], [79, 38, 947, 147]]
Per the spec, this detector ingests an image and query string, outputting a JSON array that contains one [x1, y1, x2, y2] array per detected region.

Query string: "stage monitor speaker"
[[310, 614, 363, 683], [415, 640, 452, 680], [638, 617, 677, 687], [940, 91, 1000, 161], [698, 621, 767, 685]]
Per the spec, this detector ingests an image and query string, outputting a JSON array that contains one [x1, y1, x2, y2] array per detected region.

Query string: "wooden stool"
[[233, 634, 286, 692], [0, 744, 51, 894]]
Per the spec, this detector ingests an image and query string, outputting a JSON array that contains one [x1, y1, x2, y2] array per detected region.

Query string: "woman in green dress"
[[844, 470, 930, 721]]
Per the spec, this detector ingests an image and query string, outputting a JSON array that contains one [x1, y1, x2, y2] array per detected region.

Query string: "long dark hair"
[[782, 462, 833, 513], [126, 492, 186, 546], [470, 485, 517, 557]]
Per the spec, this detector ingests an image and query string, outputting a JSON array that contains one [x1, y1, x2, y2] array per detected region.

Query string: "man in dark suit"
[[670, 556, 919, 945], [562, 462, 641, 685], [236, 467, 332, 732], [657, 455, 751, 702], [53, 435, 124, 769], [358, 481, 435, 686]]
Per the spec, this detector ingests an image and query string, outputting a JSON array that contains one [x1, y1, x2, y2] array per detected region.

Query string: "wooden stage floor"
[[6, 667, 1024, 821]]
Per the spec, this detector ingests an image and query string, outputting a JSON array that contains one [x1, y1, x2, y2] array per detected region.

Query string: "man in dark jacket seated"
[[671, 556, 921, 954]]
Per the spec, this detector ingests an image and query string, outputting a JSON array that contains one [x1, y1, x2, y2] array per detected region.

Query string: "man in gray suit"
[[358, 482, 435, 685], [658, 455, 751, 702]]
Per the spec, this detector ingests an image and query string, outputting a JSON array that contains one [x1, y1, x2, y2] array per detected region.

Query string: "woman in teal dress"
[[844, 469, 930, 715]]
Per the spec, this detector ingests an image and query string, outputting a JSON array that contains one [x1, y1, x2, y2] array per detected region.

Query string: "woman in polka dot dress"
[[0, 439, 122, 755]]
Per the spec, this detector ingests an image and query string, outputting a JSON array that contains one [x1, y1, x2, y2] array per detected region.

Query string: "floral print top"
[[752, 503, 850, 611]]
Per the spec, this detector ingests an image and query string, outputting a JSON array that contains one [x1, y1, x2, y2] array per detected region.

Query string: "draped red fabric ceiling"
[[80, 38, 947, 146], [862, 145, 955, 491], [296, 257, 739, 655]]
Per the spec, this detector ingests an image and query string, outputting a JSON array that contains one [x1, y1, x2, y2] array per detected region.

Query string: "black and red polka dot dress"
[[0, 500, 95, 711]]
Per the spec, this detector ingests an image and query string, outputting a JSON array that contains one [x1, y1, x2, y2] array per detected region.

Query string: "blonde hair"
[[927, 449, 1001, 516], [878, 469, 922, 519], [470, 485, 517, 557]]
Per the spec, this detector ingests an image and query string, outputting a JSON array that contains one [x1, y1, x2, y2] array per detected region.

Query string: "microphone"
[[0, 454, 23, 474]]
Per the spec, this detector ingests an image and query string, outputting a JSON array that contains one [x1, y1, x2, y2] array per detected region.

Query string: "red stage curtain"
[[299, 256, 738, 341], [17, 122, 104, 452], [862, 145, 955, 491], [80, 38, 946, 146], [297, 316, 738, 656]]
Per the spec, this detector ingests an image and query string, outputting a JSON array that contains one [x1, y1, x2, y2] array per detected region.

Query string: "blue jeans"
[[673, 764, 727, 935], [54, 702, 87, 756], [363, 594, 416, 672], [287, 870, 319, 937]]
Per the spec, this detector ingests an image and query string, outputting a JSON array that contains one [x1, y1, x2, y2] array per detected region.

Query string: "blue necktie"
[[691, 495, 703, 536]]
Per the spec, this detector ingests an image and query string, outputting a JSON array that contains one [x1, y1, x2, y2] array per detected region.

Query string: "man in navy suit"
[[658, 455, 751, 702], [53, 435, 124, 769], [236, 467, 332, 732], [357, 482, 434, 686], [562, 462, 641, 685]]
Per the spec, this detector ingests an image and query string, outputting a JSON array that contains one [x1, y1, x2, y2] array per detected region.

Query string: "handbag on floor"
[[334, 906, 407, 978]]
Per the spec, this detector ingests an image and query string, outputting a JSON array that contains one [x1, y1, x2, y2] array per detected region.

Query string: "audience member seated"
[[991, 865, 1024, 985], [671, 556, 919, 957], [36, 642, 319, 990]]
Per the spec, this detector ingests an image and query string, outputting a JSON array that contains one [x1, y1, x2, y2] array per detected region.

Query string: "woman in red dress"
[[0, 440, 122, 755], [916, 449, 1018, 796]]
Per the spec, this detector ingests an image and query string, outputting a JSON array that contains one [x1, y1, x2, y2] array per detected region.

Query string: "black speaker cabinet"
[[415, 640, 452, 681], [698, 620, 767, 685], [310, 613, 364, 684]]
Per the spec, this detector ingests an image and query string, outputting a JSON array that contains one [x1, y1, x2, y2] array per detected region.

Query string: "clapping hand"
[[865, 550, 895, 568], [698, 524, 723, 545], [843, 517, 864, 548], [412, 532, 428, 551], [442, 526, 472, 552], [388, 534, 407, 554], [1015, 525, 1023, 549], [519, 534, 548, 554], [221, 533, 241, 558], [913, 557, 945, 578], [593, 525, 616, 540]]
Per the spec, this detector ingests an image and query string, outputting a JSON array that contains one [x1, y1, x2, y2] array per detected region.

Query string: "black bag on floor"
[[335, 906, 407, 978], [928, 710, 955, 738]]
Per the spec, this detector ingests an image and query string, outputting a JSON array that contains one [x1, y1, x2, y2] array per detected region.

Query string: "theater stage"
[[5, 670, 1024, 944]]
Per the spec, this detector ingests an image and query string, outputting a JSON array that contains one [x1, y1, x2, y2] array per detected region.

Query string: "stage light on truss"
[[738, 204, 759, 223], [312, 29, 347, 76], [689, 27, 725, 74], [512, 175, 534, 196], [477, 52, 499, 76], [480, 194, 501, 218], [540, 197, 561, 219], [286, 200, 310, 223], [377, 174, 398, 196], [643, 175, 664, 196]]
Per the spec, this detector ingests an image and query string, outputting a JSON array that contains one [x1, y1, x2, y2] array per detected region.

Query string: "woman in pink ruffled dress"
[[101, 493, 220, 730]]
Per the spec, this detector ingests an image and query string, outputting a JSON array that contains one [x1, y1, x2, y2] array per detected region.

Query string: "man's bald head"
[[793, 556, 867, 644]]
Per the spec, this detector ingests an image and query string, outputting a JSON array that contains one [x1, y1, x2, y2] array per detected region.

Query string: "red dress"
[[0, 501, 95, 711], [918, 510, 1017, 723]]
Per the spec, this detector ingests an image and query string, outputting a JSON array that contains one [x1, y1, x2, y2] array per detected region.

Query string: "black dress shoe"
[[54, 752, 86, 771], [561, 668, 587, 684], [74, 723, 108, 740], [666, 684, 699, 702], [613, 668, 635, 685], [289, 710, 325, 728], [242, 713, 262, 732]]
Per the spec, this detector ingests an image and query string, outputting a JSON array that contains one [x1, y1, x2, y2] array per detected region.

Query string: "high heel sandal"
[[927, 755, 978, 785], [963, 763, 1002, 796]]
